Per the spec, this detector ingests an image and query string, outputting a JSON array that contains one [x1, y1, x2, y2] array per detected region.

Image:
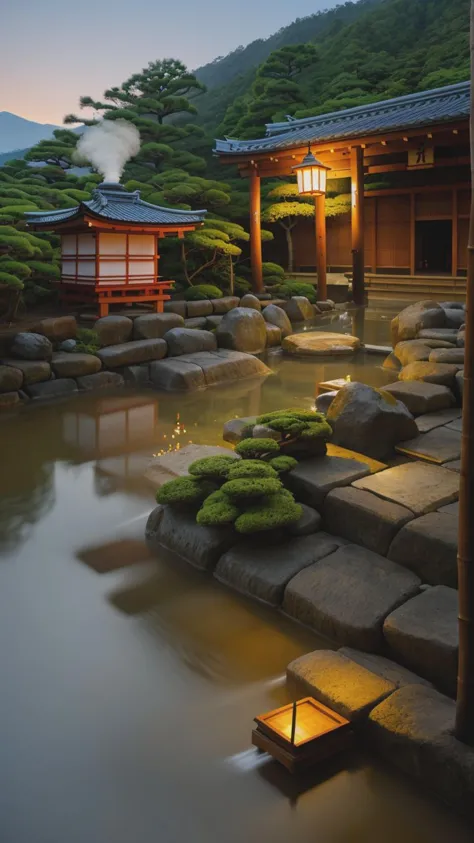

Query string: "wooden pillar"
[[371, 197, 377, 273], [453, 188, 459, 277], [315, 193, 327, 301], [351, 146, 365, 305], [410, 191, 416, 275], [249, 168, 263, 293]]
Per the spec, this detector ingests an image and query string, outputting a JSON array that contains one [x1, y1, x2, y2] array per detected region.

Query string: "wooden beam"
[[315, 194, 327, 300], [453, 187, 459, 276], [351, 146, 365, 305], [249, 169, 263, 293], [410, 191, 416, 275]]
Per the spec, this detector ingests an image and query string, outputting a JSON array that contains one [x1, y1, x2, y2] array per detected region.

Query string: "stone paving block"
[[283, 544, 420, 652], [287, 455, 371, 509], [444, 459, 461, 473], [289, 504, 322, 536], [438, 501, 459, 516], [178, 350, 270, 386], [352, 462, 459, 515], [323, 486, 413, 556], [395, 426, 462, 464], [383, 381, 455, 415], [145, 506, 236, 571], [446, 417, 463, 432], [214, 532, 340, 607], [339, 647, 432, 688], [415, 408, 461, 433], [388, 513, 458, 587], [383, 586, 458, 694], [149, 358, 205, 391], [287, 650, 396, 722]]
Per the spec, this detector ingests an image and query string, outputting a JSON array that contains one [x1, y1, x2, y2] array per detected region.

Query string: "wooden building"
[[26, 182, 207, 316], [215, 81, 470, 303]]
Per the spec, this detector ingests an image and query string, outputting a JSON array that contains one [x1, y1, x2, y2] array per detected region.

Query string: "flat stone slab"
[[283, 544, 421, 652], [383, 381, 455, 415], [145, 506, 236, 571], [418, 328, 458, 341], [133, 312, 184, 340], [446, 417, 463, 432], [438, 501, 459, 516], [178, 350, 270, 386], [164, 328, 217, 356], [215, 532, 340, 607], [282, 331, 361, 356], [287, 650, 396, 722], [395, 426, 462, 464], [2, 358, 51, 385], [76, 371, 124, 391], [444, 459, 461, 473], [149, 358, 205, 391], [145, 444, 238, 489], [415, 408, 461, 433], [289, 504, 322, 536], [352, 462, 459, 515], [51, 352, 102, 378], [383, 586, 458, 693], [97, 339, 167, 368], [26, 378, 78, 400], [429, 347, 465, 364], [287, 455, 371, 509], [388, 512, 458, 587], [323, 486, 413, 556], [339, 647, 432, 688]]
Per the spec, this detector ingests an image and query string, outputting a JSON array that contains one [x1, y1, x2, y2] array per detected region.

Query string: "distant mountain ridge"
[[0, 112, 62, 154]]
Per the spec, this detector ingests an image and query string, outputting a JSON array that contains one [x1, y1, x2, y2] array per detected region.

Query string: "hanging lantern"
[[293, 145, 330, 196]]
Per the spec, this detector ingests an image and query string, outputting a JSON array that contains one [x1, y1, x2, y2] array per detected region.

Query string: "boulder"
[[0, 391, 20, 410], [262, 304, 292, 339], [205, 315, 224, 330], [133, 313, 184, 340], [59, 339, 76, 352], [353, 462, 459, 515], [121, 365, 150, 386], [9, 332, 52, 361], [149, 358, 205, 391], [282, 296, 314, 322], [239, 294, 261, 311], [34, 316, 77, 342], [186, 299, 213, 318], [443, 308, 466, 329], [287, 455, 371, 509], [1, 358, 51, 385], [326, 382, 417, 459], [418, 328, 458, 342], [0, 364, 23, 393], [51, 352, 102, 378], [252, 423, 281, 441], [316, 300, 335, 312], [211, 296, 240, 314], [440, 301, 465, 310], [216, 307, 267, 353], [146, 444, 238, 488], [265, 323, 281, 347], [177, 349, 270, 386], [398, 361, 459, 388], [26, 378, 78, 400], [289, 504, 322, 536], [315, 390, 337, 413], [383, 586, 458, 694], [164, 327, 217, 356], [146, 506, 236, 571], [429, 347, 464, 364], [94, 315, 133, 347], [223, 416, 257, 443], [323, 486, 414, 556], [97, 339, 167, 368], [391, 301, 445, 346], [383, 381, 455, 415], [393, 339, 454, 366], [283, 544, 421, 652], [383, 352, 402, 371], [76, 371, 124, 391], [164, 300, 187, 318], [282, 331, 360, 356], [184, 318, 208, 329], [388, 512, 458, 587]]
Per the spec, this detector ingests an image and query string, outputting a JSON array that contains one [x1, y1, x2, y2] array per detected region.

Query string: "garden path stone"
[[438, 501, 459, 516], [214, 532, 340, 607], [388, 512, 458, 587], [97, 339, 167, 368], [415, 408, 461, 432], [133, 313, 184, 340], [352, 462, 459, 514], [95, 315, 133, 347], [283, 544, 420, 652], [395, 426, 461, 464], [145, 443, 238, 489], [145, 506, 236, 571], [444, 459, 461, 472], [446, 417, 463, 432], [10, 332, 52, 361], [383, 381, 455, 414], [76, 372, 124, 391], [287, 455, 371, 509], [164, 328, 217, 356], [51, 352, 102, 378], [26, 378, 78, 400], [282, 331, 360, 356], [2, 359, 51, 385], [383, 586, 458, 693], [339, 647, 432, 688], [323, 486, 413, 556], [149, 358, 205, 391], [287, 650, 396, 721]]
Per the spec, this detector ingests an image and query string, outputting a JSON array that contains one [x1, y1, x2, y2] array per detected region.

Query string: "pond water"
[[0, 306, 471, 843]]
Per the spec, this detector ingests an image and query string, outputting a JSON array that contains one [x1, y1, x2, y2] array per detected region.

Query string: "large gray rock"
[[265, 323, 281, 347], [1, 358, 51, 385], [149, 358, 205, 391], [287, 455, 371, 509], [395, 426, 461, 465], [429, 347, 464, 364], [9, 332, 52, 361], [418, 328, 459, 342], [443, 308, 466, 329], [352, 462, 459, 515], [388, 512, 458, 587], [178, 350, 270, 386], [262, 304, 292, 338], [282, 296, 314, 322], [326, 382, 417, 460], [121, 365, 150, 387], [215, 532, 340, 607], [34, 316, 77, 342], [211, 296, 240, 314], [0, 391, 20, 411], [146, 506, 236, 571], [97, 339, 167, 368], [94, 315, 133, 347], [323, 486, 413, 556], [216, 307, 267, 353], [339, 647, 432, 689], [146, 444, 238, 489], [287, 650, 396, 722], [398, 361, 459, 388], [186, 299, 213, 318], [184, 317, 208, 330], [391, 301, 445, 346], [239, 294, 261, 311], [316, 300, 336, 312], [394, 340, 433, 366], [26, 378, 78, 400], [51, 352, 101, 378], [164, 300, 187, 318], [315, 390, 337, 413], [383, 381, 455, 415], [383, 586, 458, 694], [205, 314, 224, 330], [289, 504, 322, 536], [283, 544, 421, 652], [164, 328, 217, 356], [0, 364, 23, 393], [223, 416, 256, 443], [76, 371, 124, 391], [133, 312, 184, 340], [440, 301, 465, 310]]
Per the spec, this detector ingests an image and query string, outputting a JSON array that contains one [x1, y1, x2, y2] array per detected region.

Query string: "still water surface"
[[0, 307, 471, 842]]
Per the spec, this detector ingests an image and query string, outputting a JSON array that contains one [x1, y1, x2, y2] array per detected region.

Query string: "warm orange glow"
[[293, 147, 330, 197], [266, 704, 333, 746]]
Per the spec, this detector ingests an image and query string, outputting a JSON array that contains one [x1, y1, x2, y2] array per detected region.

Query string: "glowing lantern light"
[[293, 146, 330, 197]]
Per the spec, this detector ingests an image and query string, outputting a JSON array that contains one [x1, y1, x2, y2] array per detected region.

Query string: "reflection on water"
[[0, 306, 471, 842]]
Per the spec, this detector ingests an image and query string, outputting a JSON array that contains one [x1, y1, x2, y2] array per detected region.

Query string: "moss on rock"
[[221, 477, 283, 501], [188, 455, 237, 481], [235, 492, 303, 534], [270, 455, 299, 474], [235, 438, 281, 459], [156, 476, 217, 507], [228, 460, 279, 480]]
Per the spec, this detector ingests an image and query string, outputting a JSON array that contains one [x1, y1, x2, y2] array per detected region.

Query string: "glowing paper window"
[[293, 147, 330, 197]]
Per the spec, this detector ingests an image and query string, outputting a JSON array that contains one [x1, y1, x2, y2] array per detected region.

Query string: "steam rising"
[[74, 119, 141, 183]]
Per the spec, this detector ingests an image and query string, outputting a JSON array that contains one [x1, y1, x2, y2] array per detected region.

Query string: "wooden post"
[[315, 193, 327, 301], [453, 188, 459, 277], [351, 146, 365, 305], [410, 191, 416, 275], [371, 197, 377, 273], [249, 168, 263, 293]]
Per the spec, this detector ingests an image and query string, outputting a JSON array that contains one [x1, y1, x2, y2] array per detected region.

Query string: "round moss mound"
[[235, 438, 281, 459], [235, 492, 303, 534], [269, 455, 298, 474], [221, 477, 283, 501], [188, 455, 237, 481], [157, 477, 217, 507], [183, 284, 223, 301], [261, 416, 306, 436], [197, 492, 240, 526], [228, 460, 279, 480], [257, 409, 327, 424], [299, 419, 333, 440]]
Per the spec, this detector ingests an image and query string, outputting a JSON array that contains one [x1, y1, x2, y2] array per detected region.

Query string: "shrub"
[[234, 492, 302, 534], [235, 438, 281, 460], [274, 281, 317, 303], [255, 409, 332, 444], [227, 460, 279, 480], [257, 409, 325, 424], [197, 492, 239, 526], [262, 416, 306, 436], [233, 277, 252, 297], [263, 262, 285, 280], [183, 285, 223, 301], [156, 477, 217, 507], [269, 456, 298, 474], [188, 455, 237, 481], [75, 327, 100, 354], [221, 477, 283, 501], [299, 419, 333, 440]]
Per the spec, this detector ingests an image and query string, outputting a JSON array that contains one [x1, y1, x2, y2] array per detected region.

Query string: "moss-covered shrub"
[[156, 476, 217, 507], [274, 281, 317, 303], [75, 327, 100, 354], [183, 285, 223, 301], [270, 456, 298, 474], [234, 492, 303, 534], [235, 438, 281, 460], [254, 409, 332, 446], [299, 419, 333, 440], [228, 460, 279, 480], [188, 455, 237, 482], [221, 477, 282, 501], [196, 491, 239, 526]]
